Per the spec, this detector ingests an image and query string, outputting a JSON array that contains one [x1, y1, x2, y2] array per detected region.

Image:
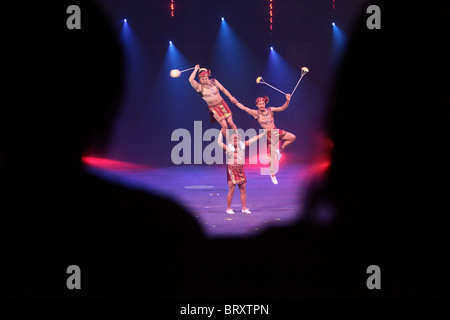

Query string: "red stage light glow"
[[82, 157, 148, 171]]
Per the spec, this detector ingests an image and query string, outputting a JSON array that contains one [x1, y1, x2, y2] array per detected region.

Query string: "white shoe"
[[242, 208, 252, 214], [227, 143, 235, 152], [226, 209, 235, 214], [270, 174, 278, 185], [239, 140, 245, 150], [276, 149, 282, 161]]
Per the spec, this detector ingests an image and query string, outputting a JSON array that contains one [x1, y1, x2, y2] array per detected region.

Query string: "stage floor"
[[85, 161, 311, 238]]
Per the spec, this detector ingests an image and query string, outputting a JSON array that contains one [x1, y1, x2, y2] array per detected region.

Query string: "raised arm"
[[217, 131, 227, 150], [235, 101, 258, 119], [215, 80, 237, 104], [270, 94, 291, 112], [245, 129, 267, 147], [189, 64, 200, 91]]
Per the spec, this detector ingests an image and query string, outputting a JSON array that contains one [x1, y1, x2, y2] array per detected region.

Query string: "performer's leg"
[[280, 132, 296, 150], [227, 181, 236, 210], [226, 116, 238, 131], [219, 119, 237, 151], [269, 145, 275, 174], [268, 145, 278, 184], [218, 119, 229, 137], [238, 182, 247, 210], [227, 116, 244, 148]]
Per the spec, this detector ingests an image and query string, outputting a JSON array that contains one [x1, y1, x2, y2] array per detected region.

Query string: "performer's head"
[[198, 68, 211, 85], [229, 133, 239, 147], [255, 96, 269, 110]]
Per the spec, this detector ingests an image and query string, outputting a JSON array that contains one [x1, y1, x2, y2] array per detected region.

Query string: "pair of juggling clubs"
[[169, 65, 309, 98], [256, 67, 309, 97]]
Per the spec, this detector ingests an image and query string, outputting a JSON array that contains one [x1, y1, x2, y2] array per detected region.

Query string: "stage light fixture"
[[332, 22, 335, 26], [269, 0, 273, 30]]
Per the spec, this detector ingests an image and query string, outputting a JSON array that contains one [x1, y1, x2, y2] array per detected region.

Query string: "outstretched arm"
[[215, 80, 237, 104], [217, 131, 227, 151], [189, 64, 200, 91], [235, 101, 258, 119], [245, 130, 267, 147], [270, 94, 291, 112]]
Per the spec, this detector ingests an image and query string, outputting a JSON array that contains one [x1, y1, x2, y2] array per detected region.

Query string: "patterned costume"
[[256, 107, 286, 146], [227, 165, 247, 185], [198, 78, 233, 123], [225, 145, 246, 185], [208, 99, 233, 123]]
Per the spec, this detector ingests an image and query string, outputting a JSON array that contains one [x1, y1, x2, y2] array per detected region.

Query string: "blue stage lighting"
[[331, 22, 347, 68], [270, 46, 274, 51], [124, 19, 127, 23], [221, 17, 224, 21], [169, 41, 173, 45]]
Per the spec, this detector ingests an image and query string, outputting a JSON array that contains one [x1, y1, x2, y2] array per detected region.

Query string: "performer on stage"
[[233, 94, 295, 185], [189, 64, 244, 150], [217, 130, 267, 214]]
